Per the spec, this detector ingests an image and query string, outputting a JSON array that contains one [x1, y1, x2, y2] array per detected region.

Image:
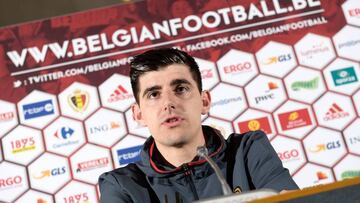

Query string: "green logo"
[[331, 67, 358, 86], [341, 170, 360, 179], [291, 77, 319, 91]]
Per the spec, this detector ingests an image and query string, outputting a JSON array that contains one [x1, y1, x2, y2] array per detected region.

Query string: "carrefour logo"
[[331, 67, 358, 86], [54, 127, 74, 139], [23, 99, 54, 120], [117, 145, 142, 165]]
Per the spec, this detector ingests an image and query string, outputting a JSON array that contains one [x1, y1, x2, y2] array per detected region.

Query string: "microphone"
[[196, 146, 278, 203], [197, 146, 233, 195]]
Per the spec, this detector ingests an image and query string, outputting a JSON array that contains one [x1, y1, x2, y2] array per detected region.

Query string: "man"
[[99, 48, 298, 203]]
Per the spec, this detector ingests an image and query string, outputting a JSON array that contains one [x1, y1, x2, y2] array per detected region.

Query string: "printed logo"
[[262, 54, 292, 65], [254, 82, 277, 104], [237, 117, 272, 134], [278, 108, 312, 131], [309, 140, 341, 153], [88, 121, 121, 135], [338, 39, 360, 50], [331, 67, 358, 86], [108, 85, 133, 103], [348, 8, 360, 17], [37, 198, 47, 203], [201, 69, 213, 79], [54, 127, 74, 139], [341, 170, 360, 179], [68, 89, 89, 113], [76, 157, 109, 172], [63, 193, 89, 203], [300, 42, 330, 59], [211, 96, 242, 107], [23, 99, 54, 120], [266, 82, 278, 91], [0, 176, 23, 190], [291, 77, 319, 91], [32, 167, 66, 179], [323, 103, 350, 121], [223, 62, 252, 75], [13, 80, 22, 88], [11, 137, 36, 154], [315, 171, 328, 183], [349, 135, 360, 145], [277, 149, 300, 163], [52, 126, 80, 149], [117, 145, 142, 165], [0, 111, 14, 122]]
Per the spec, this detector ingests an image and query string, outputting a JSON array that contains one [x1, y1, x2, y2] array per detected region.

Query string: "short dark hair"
[[130, 48, 202, 103]]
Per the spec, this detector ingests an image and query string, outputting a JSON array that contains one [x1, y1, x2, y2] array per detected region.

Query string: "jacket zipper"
[[182, 164, 199, 200]]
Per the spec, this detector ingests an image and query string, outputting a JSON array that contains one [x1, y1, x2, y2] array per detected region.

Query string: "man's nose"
[[163, 91, 176, 112]]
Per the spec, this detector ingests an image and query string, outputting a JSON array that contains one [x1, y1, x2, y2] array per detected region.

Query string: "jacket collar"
[[137, 125, 226, 176]]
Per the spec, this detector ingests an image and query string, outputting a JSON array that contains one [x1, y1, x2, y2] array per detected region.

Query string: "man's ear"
[[131, 103, 147, 126], [201, 90, 211, 115]]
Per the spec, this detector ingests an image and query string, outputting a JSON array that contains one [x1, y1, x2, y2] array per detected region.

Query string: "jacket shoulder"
[[98, 163, 151, 203], [99, 163, 146, 187], [226, 130, 268, 150]]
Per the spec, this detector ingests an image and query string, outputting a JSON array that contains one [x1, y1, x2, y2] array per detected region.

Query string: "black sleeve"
[[99, 172, 133, 203], [244, 130, 299, 191]]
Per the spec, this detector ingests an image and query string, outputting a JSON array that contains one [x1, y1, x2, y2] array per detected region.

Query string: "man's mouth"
[[166, 117, 180, 123], [162, 116, 183, 127]]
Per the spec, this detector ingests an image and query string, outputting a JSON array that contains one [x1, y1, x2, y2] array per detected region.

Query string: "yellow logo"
[[248, 120, 260, 131], [68, 89, 89, 113], [233, 186, 242, 193], [288, 112, 299, 121]]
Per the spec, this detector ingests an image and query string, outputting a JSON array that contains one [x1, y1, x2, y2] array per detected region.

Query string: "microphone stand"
[[197, 146, 233, 195]]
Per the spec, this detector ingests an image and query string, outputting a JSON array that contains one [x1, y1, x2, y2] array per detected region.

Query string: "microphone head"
[[197, 146, 208, 157]]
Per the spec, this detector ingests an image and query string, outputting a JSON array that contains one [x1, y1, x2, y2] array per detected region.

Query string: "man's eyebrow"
[[142, 85, 161, 98], [170, 79, 192, 87]]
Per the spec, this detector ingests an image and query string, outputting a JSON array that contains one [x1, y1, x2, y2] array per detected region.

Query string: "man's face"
[[132, 64, 211, 149]]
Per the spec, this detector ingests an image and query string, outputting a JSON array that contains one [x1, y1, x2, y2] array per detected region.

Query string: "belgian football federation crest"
[[68, 89, 89, 113]]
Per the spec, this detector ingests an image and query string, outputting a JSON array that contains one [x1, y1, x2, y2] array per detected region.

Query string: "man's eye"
[[148, 91, 159, 99], [175, 86, 189, 94]]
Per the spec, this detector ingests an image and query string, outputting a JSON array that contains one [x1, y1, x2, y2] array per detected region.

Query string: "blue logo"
[[23, 99, 54, 120], [54, 127, 74, 139], [117, 145, 142, 165]]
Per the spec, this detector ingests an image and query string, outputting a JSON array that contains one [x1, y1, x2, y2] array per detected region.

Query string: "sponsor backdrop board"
[[0, 0, 359, 202]]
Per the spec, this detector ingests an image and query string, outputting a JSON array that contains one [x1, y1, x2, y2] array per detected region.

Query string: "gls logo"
[[309, 141, 341, 153], [262, 54, 292, 65], [117, 145, 142, 165], [23, 99, 54, 120], [33, 167, 66, 179]]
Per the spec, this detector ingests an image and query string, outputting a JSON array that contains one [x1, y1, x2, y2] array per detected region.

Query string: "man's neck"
[[155, 134, 206, 167]]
